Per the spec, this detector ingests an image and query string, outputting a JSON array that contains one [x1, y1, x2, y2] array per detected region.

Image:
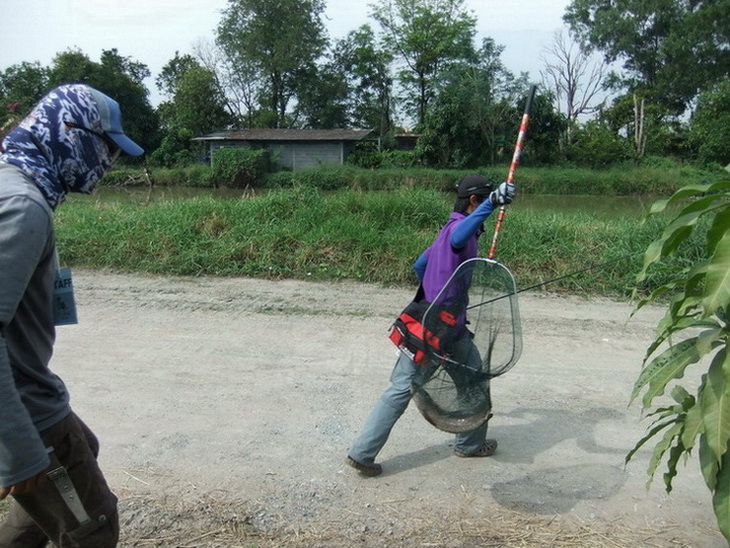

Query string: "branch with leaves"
[[630, 178, 730, 543]]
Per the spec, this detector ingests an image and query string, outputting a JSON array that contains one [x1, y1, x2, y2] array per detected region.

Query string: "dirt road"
[[40, 270, 727, 546]]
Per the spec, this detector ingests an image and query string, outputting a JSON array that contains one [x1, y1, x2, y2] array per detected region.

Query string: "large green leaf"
[[645, 402, 684, 422], [700, 349, 730, 463], [700, 434, 720, 490], [641, 226, 692, 271], [681, 397, 705, 451], [648, 183, 715, 215], [682, 263, 709, 303], [640, 192, 726, 279], [626, 418, 678, 465], [662, 435, 686, 493], [634, 282, 678, 310], [671, 384, 692, 405], [712, 445, 730, 543], [646, 422, 682, 487], [703, 231, 730, 316], [675, 296, 704, 320], [647, 296, 703, 358], [696, 324, 723, 356], [648, 180, 730, 216], [632, 338, 701, 406], [707, 206, 730, 253]]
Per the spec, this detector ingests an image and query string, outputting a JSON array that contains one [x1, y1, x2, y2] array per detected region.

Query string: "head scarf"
[[0, 84, 116, 209]]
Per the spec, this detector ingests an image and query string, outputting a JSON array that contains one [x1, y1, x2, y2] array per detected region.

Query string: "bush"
[[148, 128, 200, 168], [151, 164, 214, 188], [566, 121, 632, 168], [346, 142, 420, 169], [100, 165, 214, 188], [211, 146, 270, 188]]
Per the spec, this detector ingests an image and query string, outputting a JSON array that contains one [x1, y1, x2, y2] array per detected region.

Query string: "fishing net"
[[412, 258, 522, 433]]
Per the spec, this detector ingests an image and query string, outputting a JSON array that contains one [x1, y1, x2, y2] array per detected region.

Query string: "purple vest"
[[421, 212, 479, 302]]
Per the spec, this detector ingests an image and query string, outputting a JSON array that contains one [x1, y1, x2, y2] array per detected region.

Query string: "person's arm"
[[450, 182, 515, 249], [0, 195, 53, 491], [413, 250, 429, 281]]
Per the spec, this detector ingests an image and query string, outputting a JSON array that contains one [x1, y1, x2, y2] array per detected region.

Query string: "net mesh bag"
[[412, 258, 522, 433]]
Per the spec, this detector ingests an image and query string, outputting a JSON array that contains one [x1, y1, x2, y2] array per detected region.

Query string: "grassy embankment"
[[56, 162, 719, 298]]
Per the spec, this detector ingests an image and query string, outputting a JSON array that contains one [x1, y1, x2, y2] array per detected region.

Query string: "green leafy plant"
[[211, 146, 270, 188], [629, 178, 730, 543]]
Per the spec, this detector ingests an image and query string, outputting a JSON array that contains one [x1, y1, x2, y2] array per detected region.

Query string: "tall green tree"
[[416, 38, 528, 167], [0, 61, 50, 117], [152, 54, 231, 167], [47, 49, 98, 87], [564, 0, 730, 115], [688, 81, 730, 167], [370, 0, 477, 128], [173, 67, 232, 137], [293, 63, 350, 129], [155, 52, 200, 98], [156, 52, 230, 135], [331, 25, 395, 138], [216, 0, 328, 128]]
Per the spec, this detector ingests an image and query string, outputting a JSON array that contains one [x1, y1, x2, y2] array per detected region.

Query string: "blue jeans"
[[348, 344, 489, 465]]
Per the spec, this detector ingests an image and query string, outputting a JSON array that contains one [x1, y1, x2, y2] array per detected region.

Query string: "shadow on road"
[[375, 404, 630, 514]]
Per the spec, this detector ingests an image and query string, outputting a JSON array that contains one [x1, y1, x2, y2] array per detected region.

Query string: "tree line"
[[1, 0, 728, 171]]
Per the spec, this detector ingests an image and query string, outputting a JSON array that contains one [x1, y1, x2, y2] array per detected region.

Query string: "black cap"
[[456, 174, 493, 198]]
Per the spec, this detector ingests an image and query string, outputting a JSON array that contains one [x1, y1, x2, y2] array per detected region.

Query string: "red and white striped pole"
[[488, 85, 537, 259]]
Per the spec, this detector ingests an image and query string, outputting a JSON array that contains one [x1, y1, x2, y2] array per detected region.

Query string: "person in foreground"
[[0, 84, 143, 546], [346, 175, 515, 477]]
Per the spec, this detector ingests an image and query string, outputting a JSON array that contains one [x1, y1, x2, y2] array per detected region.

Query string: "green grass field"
[[55, 187, 705, 299]]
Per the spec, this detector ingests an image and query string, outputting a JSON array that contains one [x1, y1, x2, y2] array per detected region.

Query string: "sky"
[[0, 0, 571, 108]]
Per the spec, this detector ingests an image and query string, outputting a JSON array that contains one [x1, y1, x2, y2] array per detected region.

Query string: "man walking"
[[0, 84, 143, 546]]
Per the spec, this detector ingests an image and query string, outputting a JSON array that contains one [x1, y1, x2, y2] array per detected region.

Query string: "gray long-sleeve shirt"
[[0, 164, 70, 488]]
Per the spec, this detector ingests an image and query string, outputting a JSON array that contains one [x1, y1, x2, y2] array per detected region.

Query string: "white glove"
[[489, 181, 515, 205]]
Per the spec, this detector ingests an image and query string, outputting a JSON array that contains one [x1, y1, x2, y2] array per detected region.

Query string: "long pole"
[[488, 85, 537, 259]]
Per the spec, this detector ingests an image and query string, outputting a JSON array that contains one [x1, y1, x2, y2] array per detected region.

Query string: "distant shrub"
[[566, 121, 632, 168], [152, 164, 214, 188], [212, 146, 270, 188], [148, 128, 200, 168], [347, 143, 420, 169]]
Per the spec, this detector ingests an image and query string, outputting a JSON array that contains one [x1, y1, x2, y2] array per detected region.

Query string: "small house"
[[193, 128, 374, 171]]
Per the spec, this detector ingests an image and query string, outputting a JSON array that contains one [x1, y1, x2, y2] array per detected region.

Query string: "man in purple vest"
[[346, 175, 515, 477]]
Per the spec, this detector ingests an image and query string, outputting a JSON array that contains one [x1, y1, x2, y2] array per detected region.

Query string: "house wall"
[[209, 141, 346, 171], [270, 142, 343, 170]]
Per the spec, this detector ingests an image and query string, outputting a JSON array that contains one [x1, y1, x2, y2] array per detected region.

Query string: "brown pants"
[[0, 413, 119, 548]]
